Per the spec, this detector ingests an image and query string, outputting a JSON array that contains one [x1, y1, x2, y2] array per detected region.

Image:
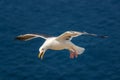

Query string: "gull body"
[[41, 37, 72, 50]]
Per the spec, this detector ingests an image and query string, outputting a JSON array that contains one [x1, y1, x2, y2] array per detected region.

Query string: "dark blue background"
[[0, 0, 120, 80]]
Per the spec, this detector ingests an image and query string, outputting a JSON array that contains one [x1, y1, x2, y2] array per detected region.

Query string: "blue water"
[[0, 0, 120, 80]]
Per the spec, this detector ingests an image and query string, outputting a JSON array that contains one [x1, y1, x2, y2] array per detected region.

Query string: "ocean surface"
[[0, 0, 120, 80]]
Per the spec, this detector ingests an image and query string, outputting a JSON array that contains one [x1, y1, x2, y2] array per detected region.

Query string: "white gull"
[[16, 31, 108, 59]]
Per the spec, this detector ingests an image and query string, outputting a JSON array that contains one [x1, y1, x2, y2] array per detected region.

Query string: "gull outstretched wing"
[[16, 34, 51, 41], [56, 31, 85, 40]]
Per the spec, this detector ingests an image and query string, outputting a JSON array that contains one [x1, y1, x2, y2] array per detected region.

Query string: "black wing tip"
[[99, 35, 109, 38], [15, 36, 26, 41]]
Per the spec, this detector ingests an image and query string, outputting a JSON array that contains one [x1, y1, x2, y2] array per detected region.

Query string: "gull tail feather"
[[74, 46, 85, 55]]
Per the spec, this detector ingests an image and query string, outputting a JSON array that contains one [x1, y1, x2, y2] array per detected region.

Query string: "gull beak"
[[38, 51, 45, 60]]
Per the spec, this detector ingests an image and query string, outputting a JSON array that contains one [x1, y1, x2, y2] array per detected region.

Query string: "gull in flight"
[[16, 31, 108, 59]]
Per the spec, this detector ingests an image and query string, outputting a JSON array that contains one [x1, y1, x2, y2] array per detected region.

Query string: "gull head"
[[38, 47, 47, 60]]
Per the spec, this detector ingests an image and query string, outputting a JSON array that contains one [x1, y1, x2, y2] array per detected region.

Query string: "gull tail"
[[74, 46, 85, 55]]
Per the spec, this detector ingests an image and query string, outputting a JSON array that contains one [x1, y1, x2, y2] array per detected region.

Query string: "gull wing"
[[56, 31, 85, 40], [16, 34, 51, 41]]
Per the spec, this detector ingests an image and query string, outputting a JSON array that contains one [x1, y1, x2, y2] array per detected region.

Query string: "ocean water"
[[0, 0, 120, 80]]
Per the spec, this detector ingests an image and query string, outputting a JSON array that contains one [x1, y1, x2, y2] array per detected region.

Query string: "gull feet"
[[70, 52, 78, 59]]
